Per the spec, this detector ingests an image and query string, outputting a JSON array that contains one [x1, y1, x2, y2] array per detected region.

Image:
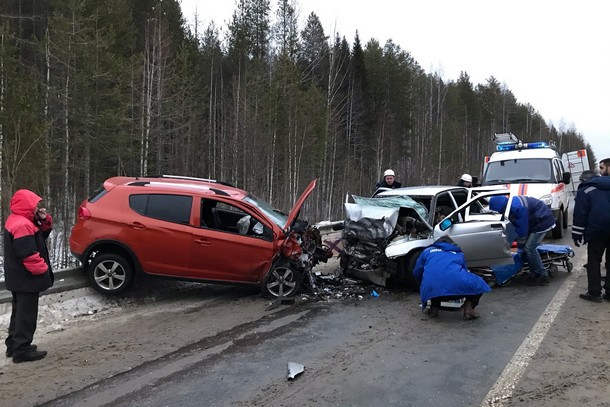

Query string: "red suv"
[[69, 175, 325, 298]]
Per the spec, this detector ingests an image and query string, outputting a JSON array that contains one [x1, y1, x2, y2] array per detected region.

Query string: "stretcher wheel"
[[549, 264, 559, 276], [566, 261, 573, 272]]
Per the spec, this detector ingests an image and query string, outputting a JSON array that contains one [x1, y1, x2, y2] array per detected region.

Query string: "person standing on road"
[[457, 173, 473, 187], [489, 195, 555, 286], [374, 169, 402, 193], [413, 236, 491, 320], [3, 189, 54, 363], [599, 159, 610, 279], [572, 170, 610, 302]]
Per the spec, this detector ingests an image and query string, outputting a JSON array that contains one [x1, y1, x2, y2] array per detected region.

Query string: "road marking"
[[480, 256, 584, 406]]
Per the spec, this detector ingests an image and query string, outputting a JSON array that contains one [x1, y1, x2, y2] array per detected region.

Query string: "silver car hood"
[[344, 202, 400, 237]]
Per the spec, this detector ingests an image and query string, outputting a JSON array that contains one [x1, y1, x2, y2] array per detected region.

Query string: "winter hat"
[[460, 173, 473, 183], [384, 169, 395, 177]]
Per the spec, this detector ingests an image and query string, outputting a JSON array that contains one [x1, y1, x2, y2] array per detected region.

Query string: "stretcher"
[[472, 244, 575, 286]]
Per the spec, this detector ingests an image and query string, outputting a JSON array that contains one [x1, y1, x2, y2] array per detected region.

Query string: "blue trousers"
[[523, 231, 547, 277]]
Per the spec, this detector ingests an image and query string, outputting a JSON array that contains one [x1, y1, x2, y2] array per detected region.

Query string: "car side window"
[[201, 199, 272, 240], [129, 194, 192, 224], [462, 194, 505, 222], [451, 190, 468, 208]]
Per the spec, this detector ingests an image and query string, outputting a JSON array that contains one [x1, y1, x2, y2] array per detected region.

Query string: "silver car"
[[340, 186, 516, 287]]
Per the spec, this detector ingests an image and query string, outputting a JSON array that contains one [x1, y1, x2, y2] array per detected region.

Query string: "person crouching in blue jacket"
[[489, 195, 555, 286], [413, 236, 491, 320]]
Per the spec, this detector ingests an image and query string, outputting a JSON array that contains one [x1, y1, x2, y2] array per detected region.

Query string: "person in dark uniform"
[[3, 189, 54, 363], [457, 173, 473, 187], [374, 169, 401, 192], [572, 170, 610, 302]]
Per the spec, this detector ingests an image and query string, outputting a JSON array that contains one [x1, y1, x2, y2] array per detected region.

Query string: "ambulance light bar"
[[496, 141, 550, 151]]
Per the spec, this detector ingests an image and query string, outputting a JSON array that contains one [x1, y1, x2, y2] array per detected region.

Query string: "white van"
[[481, 133, 571, 239]]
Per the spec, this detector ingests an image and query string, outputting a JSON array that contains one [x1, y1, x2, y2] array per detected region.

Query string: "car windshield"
[[353, 195, 428, 219], [484, 158, 553, 184], [243, 194, 288, 228]]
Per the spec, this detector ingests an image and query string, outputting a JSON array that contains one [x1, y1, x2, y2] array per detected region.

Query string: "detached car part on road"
[[340, 186, 517, 288], [69, 175, 331, 298]]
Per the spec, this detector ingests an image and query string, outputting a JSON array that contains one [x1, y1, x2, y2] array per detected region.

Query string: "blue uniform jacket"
[[488, 195, 555, 238], [572, 176, 610, 243], [412, 240, 491, 307]]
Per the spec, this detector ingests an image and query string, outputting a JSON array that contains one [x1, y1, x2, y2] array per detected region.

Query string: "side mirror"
[[562, 172, 571, 184], [439, 218, 453, 231]]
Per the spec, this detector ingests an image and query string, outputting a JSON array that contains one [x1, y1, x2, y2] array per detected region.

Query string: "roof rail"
[[142, 174, 235, 187]]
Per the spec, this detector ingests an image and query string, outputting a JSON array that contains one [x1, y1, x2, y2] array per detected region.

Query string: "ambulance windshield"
[[483, 158, 553, 185]]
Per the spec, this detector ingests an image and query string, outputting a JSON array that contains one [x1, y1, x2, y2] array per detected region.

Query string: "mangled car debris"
[[339, 186, 517, 287]]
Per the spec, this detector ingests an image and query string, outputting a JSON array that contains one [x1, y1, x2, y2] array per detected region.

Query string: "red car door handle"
[[194, 238, 211, 246], [130, 222, 146, 230]]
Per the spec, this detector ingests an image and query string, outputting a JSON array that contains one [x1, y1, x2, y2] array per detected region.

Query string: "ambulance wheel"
[[551, 211, 564, 239]]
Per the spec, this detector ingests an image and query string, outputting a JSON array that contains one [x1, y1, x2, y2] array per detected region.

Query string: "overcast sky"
[[181, 0, 610, 162]]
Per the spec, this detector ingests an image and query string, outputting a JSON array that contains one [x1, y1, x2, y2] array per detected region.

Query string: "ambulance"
[[481, 133, 571, 239]]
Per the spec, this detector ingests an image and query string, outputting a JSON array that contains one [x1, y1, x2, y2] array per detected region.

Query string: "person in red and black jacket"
[[3, 189, 54, 363]]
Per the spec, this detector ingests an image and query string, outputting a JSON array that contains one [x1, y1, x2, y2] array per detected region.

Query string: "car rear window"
[[129, 194, 192, 224], [88, 186, 108, 203]]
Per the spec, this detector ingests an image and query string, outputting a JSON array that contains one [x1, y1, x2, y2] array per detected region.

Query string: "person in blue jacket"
[[489, 195, 555, 286], [572, 170, 610, 302], [374, 169, 401, 193], [413, 236, 491, 320]]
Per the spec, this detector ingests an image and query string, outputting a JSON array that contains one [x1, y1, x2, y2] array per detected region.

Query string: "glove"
[[572, 234, 583, 247], [38, 213, 53, 232]]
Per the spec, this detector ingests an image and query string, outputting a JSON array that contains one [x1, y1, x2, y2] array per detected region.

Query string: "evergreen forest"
[[0, 0, 594, 267]]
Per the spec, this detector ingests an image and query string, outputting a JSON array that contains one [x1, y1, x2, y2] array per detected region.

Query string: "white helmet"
[[461, 173, 472, 182], [384, 169, 395, 177]]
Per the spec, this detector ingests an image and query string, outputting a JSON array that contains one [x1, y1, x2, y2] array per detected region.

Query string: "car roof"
[[470, 185, 510, 192], [105, 175, 248, 200], [376, 185, 468, 197], [488, 148, 558, 161]]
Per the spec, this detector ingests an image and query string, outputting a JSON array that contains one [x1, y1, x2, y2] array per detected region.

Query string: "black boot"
[[12, 348, 47, 363]]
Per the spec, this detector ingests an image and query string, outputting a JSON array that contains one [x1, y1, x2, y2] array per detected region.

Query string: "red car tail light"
[[78, 206, 91, 220]]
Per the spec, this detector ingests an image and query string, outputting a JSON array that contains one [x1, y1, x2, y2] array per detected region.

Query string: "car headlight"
[[539, 194, 552, 206]]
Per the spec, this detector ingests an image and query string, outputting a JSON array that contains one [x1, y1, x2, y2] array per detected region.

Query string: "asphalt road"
[[30, 231, 580, 407]]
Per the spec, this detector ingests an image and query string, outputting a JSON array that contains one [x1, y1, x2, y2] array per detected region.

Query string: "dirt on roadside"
[[501, 265, 610, 407]]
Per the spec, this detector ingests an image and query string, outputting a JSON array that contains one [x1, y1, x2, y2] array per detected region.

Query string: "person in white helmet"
[[375, 169, 401, 192], [457, 173, 473, 187]]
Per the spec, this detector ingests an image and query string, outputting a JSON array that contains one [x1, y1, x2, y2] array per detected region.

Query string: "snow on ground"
[[0, 287, 129, 333]]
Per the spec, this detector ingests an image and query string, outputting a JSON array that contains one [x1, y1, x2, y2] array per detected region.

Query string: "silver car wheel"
[[88, 253, 134, 295], [265, 266, 298, 298], [94, 260, 127, 291]]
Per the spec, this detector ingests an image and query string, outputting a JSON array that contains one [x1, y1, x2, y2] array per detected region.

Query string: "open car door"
[[434, 190, 516, 267]]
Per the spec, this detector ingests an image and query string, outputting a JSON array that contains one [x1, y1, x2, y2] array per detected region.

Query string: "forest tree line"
[[0, 0, 593, 267]]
